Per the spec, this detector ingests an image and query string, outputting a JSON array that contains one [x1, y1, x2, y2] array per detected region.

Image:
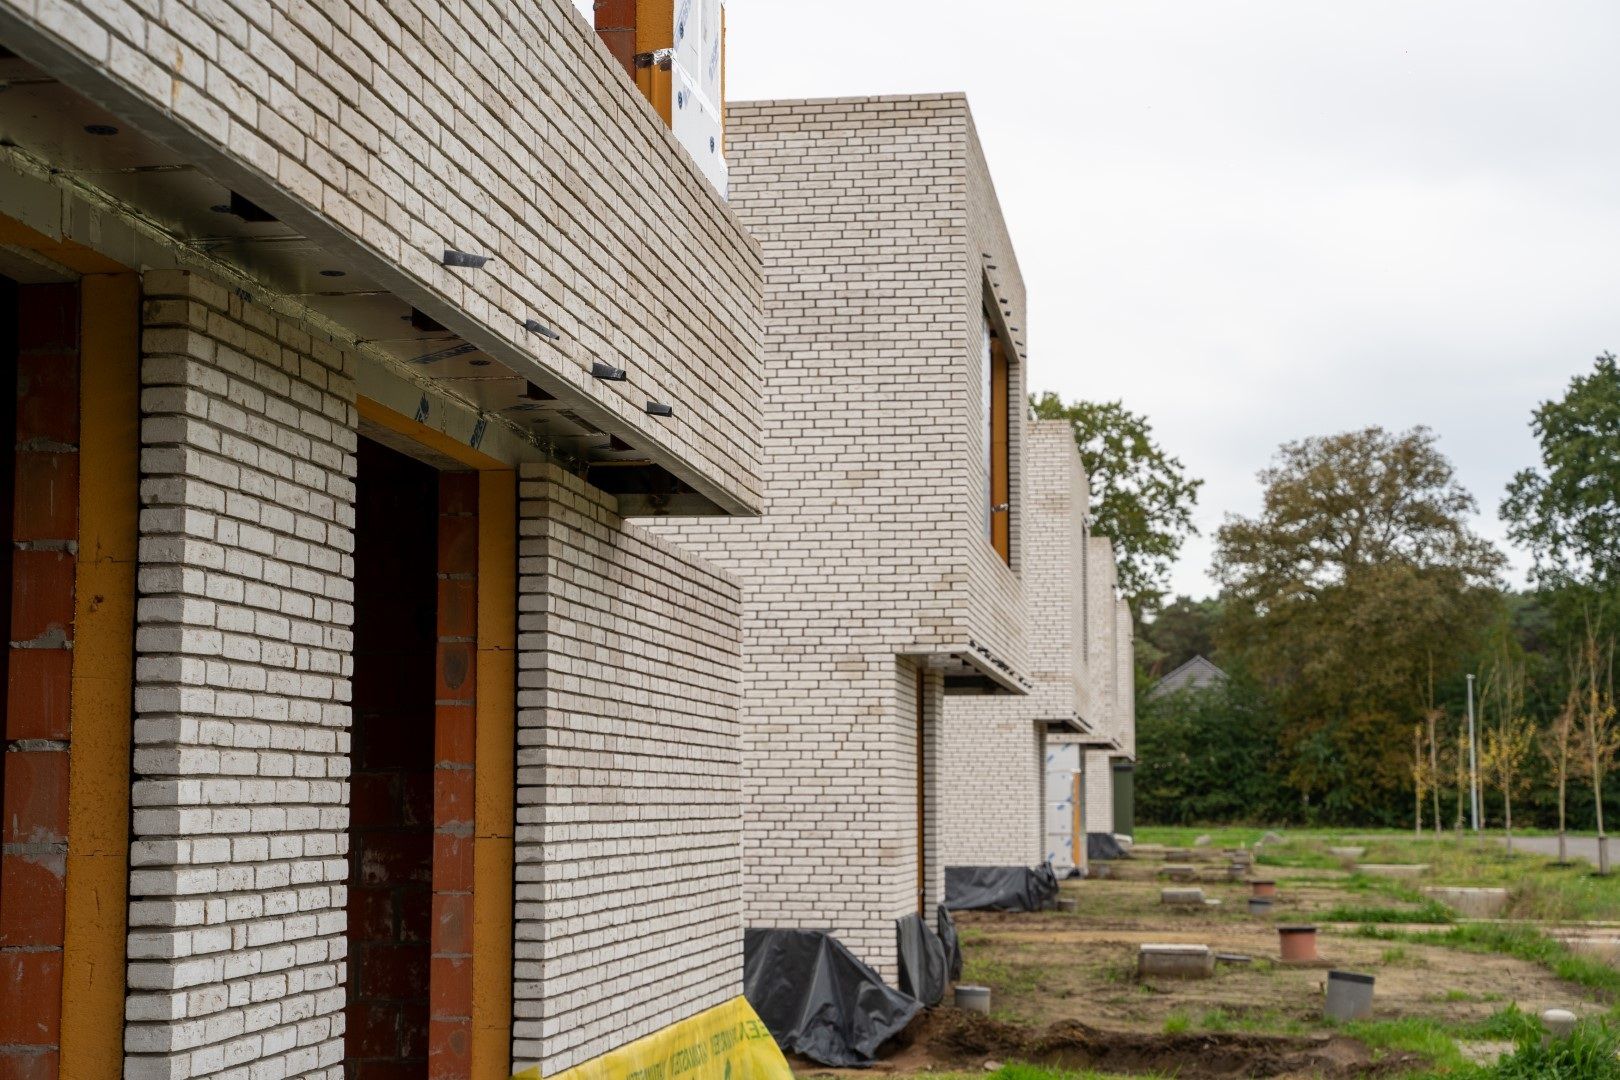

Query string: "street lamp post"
[[1467, 673, 1479, 834]]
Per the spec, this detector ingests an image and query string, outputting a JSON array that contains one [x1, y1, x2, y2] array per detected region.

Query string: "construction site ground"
[[801, 830, 1620, 1080]]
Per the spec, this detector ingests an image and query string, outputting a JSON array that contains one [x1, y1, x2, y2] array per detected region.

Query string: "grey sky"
[[711, 1, 1620, 600]]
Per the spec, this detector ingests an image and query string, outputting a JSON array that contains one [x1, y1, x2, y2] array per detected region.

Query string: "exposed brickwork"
[[1084, 751, 1116, 839], [645, 94, 1031, 979], [430, 473, 477, 1079], [1114, 599, 1137, 762], [942, 422, 1091, 870], [128, 269, 356, 1079], [514, 463, 743, 1076], [1, 281, 79, 1080], [346, 441, 436, 1080], [0, 0, 764, 513]]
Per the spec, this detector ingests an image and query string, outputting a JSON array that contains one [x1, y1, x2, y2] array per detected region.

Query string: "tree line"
[[1037, 353, 1620, 840]]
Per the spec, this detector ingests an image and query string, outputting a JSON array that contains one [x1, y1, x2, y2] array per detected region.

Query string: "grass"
[[1155, 1002, 1540, 1067], [1322, 898, 1456, 924], [1445, 1020, 1620, 1079], [1337, 1017, 1468, 1071], [957, 830, 1620, 1079], [960, 955, 1042, 1022], [1457, 1005, 1543, 1043], [1141, 827, 1620, 923], [1354, 922, 1620, 996], [1254, 845, 1347, 871], [1181, 1007, 1306, 1036], [915, 1067, 1152, 1080]]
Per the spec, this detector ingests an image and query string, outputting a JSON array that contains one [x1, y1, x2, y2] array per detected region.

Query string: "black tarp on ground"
[[743, 928, 922, 1068], [896, 913, 948, 1006], [943, 862, 1060, 912], [1088, 832, 1128, 861], [937, 905, 962, 982]]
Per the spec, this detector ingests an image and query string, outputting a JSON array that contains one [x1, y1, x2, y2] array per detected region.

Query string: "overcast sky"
[[581, 1, 1620, 599]]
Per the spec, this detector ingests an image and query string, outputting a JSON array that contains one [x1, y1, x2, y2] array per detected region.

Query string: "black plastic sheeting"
[[1088, 832, 1128, 861], [937, 905, 962, 982], [896, 913, 948, 1006], [943, 862, 1060, 912], [743, 928, 922, 1068]]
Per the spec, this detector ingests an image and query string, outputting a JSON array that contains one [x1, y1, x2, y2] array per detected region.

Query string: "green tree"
[[1136, 595, 1221, 680], [1030, 393, 1202, 611], [1213, 426, 1505, 822], [1503, 354, 1620, 589], [1135, 675, 1292, 825]]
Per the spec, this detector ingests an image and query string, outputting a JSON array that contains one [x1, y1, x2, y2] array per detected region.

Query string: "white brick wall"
[[513, 464, 744, 1076], [1084, 750, 1115, 839], [941, 423, 1089, 869], [1115, 599, 1136, 759], [127, 271, 753, 1079], [645, 94, 1031, 980], [129, 269, 357, 1079], [0, 0, 764, 513], [1086, 537, 1119, 746]]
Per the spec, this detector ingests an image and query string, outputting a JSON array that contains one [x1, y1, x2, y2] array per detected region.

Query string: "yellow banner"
[[514, 997, 792, 1080]]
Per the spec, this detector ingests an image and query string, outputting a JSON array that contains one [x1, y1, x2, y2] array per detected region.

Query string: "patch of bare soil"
[[867, 1009, 1420, 1079], [952, 878, 1590, 1035]]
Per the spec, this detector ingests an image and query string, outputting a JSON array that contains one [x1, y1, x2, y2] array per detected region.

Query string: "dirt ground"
[[956, 876, 1578, 1034], [868, 1010, 1423, 1079], [801, 849, 1609, 1078]]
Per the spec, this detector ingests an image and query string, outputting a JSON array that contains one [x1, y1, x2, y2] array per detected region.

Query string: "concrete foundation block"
[[1159, 864, 1197, 881], [1161, 888, 1206, 907], [1542, 1008, 1577, 1040], [1139, 944, 1216, 979], [1359, 864, 1430, 878], [1423, 886, 1509, 918]]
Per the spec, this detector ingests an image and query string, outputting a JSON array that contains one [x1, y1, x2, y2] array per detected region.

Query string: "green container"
[[1112, 760, 1136, 837]]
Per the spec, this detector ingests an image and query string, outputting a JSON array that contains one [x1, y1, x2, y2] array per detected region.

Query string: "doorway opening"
[[346, 437, 439, 1075], [916, 666, 927, 915], [2, 275, 80, 1066], [345, 432, 486, 1077]]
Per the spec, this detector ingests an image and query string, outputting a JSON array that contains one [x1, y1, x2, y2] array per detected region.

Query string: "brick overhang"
[[0, 2, 764, 518], [1038, 714, 1095, 738], [1050, 731, 1122, 751], [937, 640, 1034, 696]]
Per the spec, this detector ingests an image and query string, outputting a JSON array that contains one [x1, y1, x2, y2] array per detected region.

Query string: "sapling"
[[1479, 656, 1534, 854], [1541, 678, 1578, 865], [1572, 628, 1620, 875]]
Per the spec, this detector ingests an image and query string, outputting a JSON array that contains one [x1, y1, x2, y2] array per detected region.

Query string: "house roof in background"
[[1148, 655, 1229, 700]]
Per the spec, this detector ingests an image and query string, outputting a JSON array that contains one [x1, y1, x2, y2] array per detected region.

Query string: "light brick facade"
[[0, 0, 771, 1072], [120, 270, 754, 1078], [128, 270, 358, 1079], [513, 465, 743, 1077], [1115, 598, 1137, 762], [0, 0, 763, 515], [646, 94, 1033, 979], [1078, 551, 1137, 843], [941, 422, 1090, 870]]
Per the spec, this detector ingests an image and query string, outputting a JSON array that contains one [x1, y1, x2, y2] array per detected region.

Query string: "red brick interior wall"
[[430, 473, 477, 1077], [347, 439, 439, 1079], [0, 280, 79, 1079]]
